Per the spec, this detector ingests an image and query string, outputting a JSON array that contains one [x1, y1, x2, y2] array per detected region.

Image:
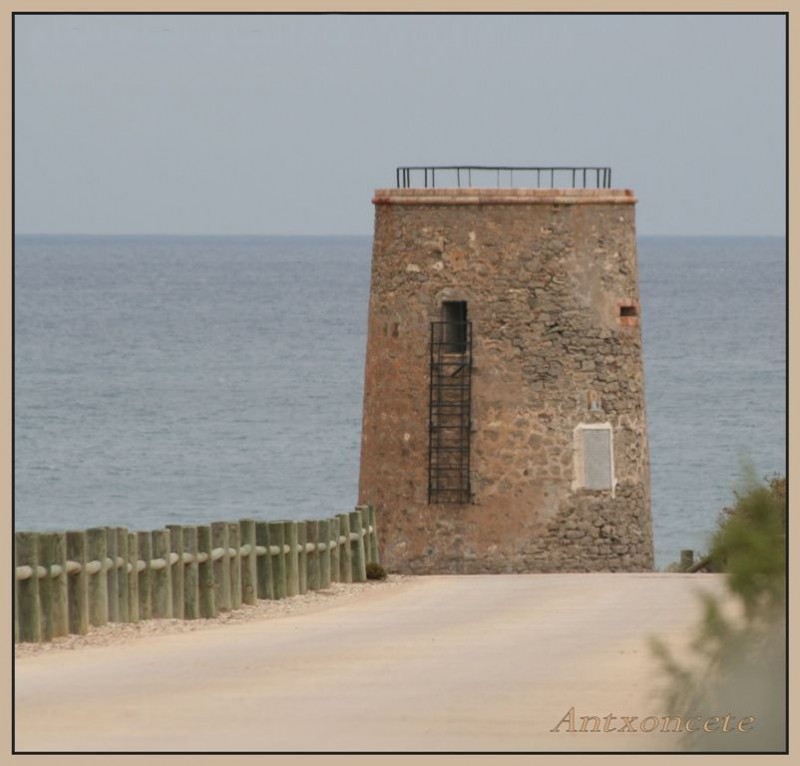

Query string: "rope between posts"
[[15, 565, 44, 581], [15, 523, 376, 580]]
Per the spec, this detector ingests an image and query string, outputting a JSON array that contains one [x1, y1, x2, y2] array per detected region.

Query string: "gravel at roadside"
[[15, 575, 412, 659]]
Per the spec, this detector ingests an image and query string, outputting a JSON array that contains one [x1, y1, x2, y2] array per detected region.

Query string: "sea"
[[13, 234, 786, 571]]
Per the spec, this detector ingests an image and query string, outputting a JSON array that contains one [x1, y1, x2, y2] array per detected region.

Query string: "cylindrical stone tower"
[[358, 167, 654, 574]]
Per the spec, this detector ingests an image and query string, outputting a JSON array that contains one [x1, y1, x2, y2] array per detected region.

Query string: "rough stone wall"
[[358, 188, 654, 574]]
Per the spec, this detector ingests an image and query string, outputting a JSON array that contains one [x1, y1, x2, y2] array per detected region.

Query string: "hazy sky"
[[14, 14, 785, 236]]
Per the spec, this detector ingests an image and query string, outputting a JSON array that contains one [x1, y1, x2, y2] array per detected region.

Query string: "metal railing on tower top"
[[396, 166, 612, 190]]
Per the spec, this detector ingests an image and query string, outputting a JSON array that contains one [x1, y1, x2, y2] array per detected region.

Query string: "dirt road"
[[15, 573, 728, 752]]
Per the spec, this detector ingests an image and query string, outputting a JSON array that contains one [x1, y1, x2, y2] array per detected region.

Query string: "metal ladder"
[[428, 321, 472, 504]]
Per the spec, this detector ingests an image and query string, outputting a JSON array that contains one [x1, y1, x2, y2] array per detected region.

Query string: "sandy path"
[[15, 573, 727, 752]]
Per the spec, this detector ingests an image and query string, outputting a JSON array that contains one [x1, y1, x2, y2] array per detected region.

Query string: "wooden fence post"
[[269, 522, 286, 599], [14, 541, 19, 643], [40, 532, 69, 640], [35, 534, 56, 641], [136, 531, 152, 621], [350, 509, 367, 583], [66, 530, 89, 635], [337, 513, 352, 584], [36, 533, 53, 642], [368, 506, 380, 565], [87, 527, 109, 627], [16, 532, 41, 643], [105, 527, 119, 623], [319, 519, 332, 589], [182, 526, 200, 619], [284, 520, 299, 597], [306, 520, 319, 591], [116, 528, 130, 623], [167, 524, 185, 620], [360, 509, 371, 566], [356, 505, 371, 565], [127, 532, 139, 624], [228, 522, 242, 609], [211, 521, 231, 611], [197, 525, 216, 618], [53, 532, 70, 637], [151, 529, 173, 619], [329, 516, 340, 584], [297, 522, 308, 595], [256, 521, 273, 600], [240, 519, 257, 606]]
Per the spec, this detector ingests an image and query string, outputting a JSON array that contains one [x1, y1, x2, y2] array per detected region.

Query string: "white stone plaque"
[[583, 428, 613, 490]]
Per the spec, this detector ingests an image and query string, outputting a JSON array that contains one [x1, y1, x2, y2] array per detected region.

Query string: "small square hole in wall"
[[617, 301, 639, 327]]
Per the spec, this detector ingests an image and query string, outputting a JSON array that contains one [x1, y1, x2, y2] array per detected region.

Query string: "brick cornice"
[[373, 188, 637, 205]]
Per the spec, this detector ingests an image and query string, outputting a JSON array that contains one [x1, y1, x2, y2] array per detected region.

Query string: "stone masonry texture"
[[358, 188, 654, 574]]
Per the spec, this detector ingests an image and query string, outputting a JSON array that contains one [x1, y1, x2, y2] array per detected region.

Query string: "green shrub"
[[650, 471, 787, 751], [365, 562, 387, 580], [710, 473, 786, 620]]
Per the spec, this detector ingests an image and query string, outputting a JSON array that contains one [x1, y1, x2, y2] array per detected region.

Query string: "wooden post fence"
[[269, 522, 286, 600], [197, 525, 216, 619], [306, 520, 319, 592], [151, 529, 173, 619], [86, 527, 108, 627], [337, 513, 353, 584], [329, 517, 340, 584], [116, 528, 130, 623], [228, 522, 242, 610], [297, 522, 307, 595], [211, 521, 231, 611], [136, 531, 152, 621], [350, 509, 367, 583], [14, 507, 382, 644], [240, 519, 257, 606], [66, 530, 89, 636], [284, 521, 299, 598], [255, 521, 272, 600], [183, 525, 200, 619], [127, 531, 139, 624], [167, 524, 185, 620], [319, 519, 332, 590]]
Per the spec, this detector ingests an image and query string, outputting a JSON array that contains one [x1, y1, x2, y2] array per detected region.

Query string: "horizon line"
[[13, 231, 787, 239]]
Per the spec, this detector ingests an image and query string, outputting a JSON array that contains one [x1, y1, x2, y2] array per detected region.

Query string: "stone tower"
[[358, 167, 654, 574]]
